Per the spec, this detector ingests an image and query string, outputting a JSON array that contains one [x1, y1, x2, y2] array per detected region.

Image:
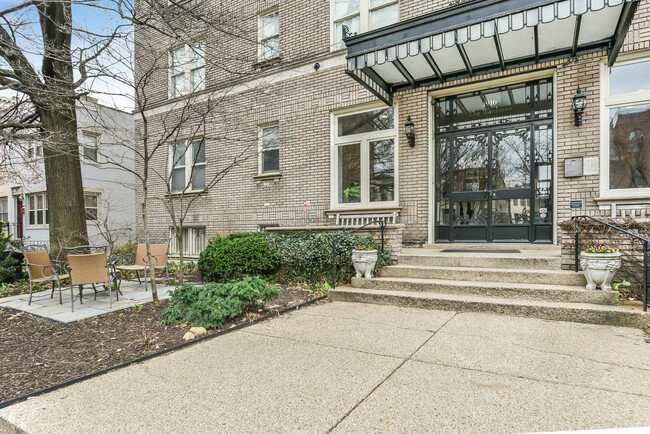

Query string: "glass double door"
[[435, 123, 553, 242]]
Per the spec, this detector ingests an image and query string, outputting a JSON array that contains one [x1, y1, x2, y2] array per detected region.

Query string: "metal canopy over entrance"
[[343, 0, 639, 105]]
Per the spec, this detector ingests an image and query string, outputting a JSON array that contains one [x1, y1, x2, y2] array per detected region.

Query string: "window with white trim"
[[333, 105, 396, 207], [0, 197, 8, 223], [84, 194, 99, 220], [259, 10, 279, 60], [259, 125, 280, 174], [602, 57, 650, 195], [80, 132, 99, 163], [27, 193, 48, 226], [332, 0, 399, 50], [170, 139, 206, 193], [170, 42, 205, 98]]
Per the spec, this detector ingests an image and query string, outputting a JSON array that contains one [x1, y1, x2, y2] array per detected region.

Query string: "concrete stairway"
[[330, 247, 648, 328]]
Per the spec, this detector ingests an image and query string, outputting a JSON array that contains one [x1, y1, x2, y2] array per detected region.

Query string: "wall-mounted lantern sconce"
[[405, 116, 415, 147], [572, 87, 587, 127]]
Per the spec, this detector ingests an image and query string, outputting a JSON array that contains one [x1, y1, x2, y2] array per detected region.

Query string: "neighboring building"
[[0, 96, 136, 247], [135, 0, 649, 263]]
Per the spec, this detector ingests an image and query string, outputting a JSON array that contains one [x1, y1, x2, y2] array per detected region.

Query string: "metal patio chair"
[[23, 245, 70, 306], [64, 245, 119, 312], [114, 239, 170, 291]]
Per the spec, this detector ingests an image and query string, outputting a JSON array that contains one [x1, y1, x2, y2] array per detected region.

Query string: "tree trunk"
[[36, 1, 88, 255], [41, 108, 88, 256], [177, 226, 184, 286], [142, 200, 158, 302]]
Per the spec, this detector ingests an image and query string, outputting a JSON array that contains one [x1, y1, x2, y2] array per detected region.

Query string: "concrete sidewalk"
[[1, 302, 649, 433]]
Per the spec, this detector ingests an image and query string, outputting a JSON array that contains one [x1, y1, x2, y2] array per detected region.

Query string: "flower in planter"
[[585, 244, 620, 254], [354, 244, 376, 251]]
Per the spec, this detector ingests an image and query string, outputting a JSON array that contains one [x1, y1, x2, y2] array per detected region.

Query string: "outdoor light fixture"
[[405, 116, 415, 147], [572, 87, 587, 127]]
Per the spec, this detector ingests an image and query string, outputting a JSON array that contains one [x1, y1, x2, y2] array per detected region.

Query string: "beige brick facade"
[[135, 0, 650, 261]]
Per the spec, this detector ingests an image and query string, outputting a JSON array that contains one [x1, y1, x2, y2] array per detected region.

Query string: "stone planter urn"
[[579, 251, 622, 291], [352, 249, 378, 279]]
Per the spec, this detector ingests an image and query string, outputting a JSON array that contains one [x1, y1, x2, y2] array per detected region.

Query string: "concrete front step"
[[352, 277, 618, 305], [398, 254, 562, 270], [330, 287, 649, 328], [379, 264, 586, 287]]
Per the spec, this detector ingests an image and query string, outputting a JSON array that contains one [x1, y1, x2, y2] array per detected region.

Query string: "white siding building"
[[0, 97, 135, 248]]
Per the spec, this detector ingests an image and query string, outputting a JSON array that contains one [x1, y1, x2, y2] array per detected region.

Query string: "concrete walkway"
[[1, 302, 649, 433]]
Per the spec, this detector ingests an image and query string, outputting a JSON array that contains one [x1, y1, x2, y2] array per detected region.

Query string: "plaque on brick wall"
[[564, 158, 583, 177], [570, 199, 584, 209], [583, 157, 599, 176]]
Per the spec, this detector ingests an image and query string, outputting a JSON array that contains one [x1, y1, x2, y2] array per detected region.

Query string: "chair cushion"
[[116, 265, 145, 271]]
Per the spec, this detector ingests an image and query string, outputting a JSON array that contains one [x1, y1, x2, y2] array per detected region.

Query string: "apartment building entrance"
[[433, 79, 554, 243]]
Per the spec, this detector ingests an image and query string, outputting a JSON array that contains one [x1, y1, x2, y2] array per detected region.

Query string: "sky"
[[0, 0, 135, 111]]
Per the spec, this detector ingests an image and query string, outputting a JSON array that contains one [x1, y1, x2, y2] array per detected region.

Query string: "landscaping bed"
[[0, 285, 324, 404]]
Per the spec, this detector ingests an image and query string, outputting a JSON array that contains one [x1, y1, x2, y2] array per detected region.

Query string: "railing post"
[[574, 219, 580, 273], [380, 221, 385, 254], [332, 241, 336, 290], [643, 241, 648, 312]]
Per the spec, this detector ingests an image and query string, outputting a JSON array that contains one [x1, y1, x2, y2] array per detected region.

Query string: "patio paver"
[[0, 280, 175, 323]]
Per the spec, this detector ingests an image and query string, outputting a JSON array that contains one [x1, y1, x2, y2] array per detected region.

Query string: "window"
[[81, 132, 99, 163], [259, 125, 279, 174], [259, 10, 279, 60], [27, 144, 43, 160], [333, 105, 397, 207], [170, 139, 206, 192], [84, 194, 99, 220], [170, 42, 205, 98], [332, 0, 399, 50], [169, 227, 206, 257], [0, 197, 8, 223], [27, 193, 48, 226], [602, 57, 650, 196]]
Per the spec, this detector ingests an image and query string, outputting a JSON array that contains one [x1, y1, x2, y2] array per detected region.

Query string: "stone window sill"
[[254, 172, 281, 181]]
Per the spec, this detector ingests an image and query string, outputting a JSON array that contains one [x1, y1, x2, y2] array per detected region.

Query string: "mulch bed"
[[0, 286, 325, 404]]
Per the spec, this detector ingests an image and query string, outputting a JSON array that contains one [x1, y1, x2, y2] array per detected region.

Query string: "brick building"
[[135, 0, 650, 262]]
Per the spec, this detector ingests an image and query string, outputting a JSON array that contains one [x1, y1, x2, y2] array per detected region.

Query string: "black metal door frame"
[[440, 118, 552, 243]]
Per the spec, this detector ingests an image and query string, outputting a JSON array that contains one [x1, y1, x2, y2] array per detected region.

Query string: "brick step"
[[398, 254, 562, 270], [330, 287, 648, 328], [378, 265, 586, 286], [351, 277, 618, 305]]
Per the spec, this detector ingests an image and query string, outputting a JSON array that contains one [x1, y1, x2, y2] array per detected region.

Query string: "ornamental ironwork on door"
[[434, 79, 553, 243]]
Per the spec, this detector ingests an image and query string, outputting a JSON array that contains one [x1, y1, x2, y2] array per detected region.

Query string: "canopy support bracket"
[[456, 44, 474, 76], [609, 0, 638, 67], [493, 34, 506, 70], [392, 59, 417, 87], [572, 14, 583, 58], [423, 52, 445, 82]]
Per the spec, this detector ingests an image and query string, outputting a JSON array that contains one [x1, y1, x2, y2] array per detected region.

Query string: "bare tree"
[[0, 1, 131, 252], [75, 0, 275, 298]]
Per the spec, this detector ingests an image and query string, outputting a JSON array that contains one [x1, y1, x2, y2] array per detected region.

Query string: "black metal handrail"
[[572, 215, 648, 312], [332, 220, 387, 290]]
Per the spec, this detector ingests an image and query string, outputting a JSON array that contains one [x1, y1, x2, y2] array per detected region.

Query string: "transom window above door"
[[333, 105, 397, 208], [332, 0, 399, 50]]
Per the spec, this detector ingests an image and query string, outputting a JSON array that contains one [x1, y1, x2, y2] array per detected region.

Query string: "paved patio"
[[0, 280, 174, 323], [1, 302, 649, 432]]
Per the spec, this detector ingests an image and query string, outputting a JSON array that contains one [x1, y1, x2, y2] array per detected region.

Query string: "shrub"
[[267, 231, 391, 286], [0, 222, 21, 284], [111, 240, 138, 264], [198, 232, 277, 282], [159, 276, 280, 329]]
